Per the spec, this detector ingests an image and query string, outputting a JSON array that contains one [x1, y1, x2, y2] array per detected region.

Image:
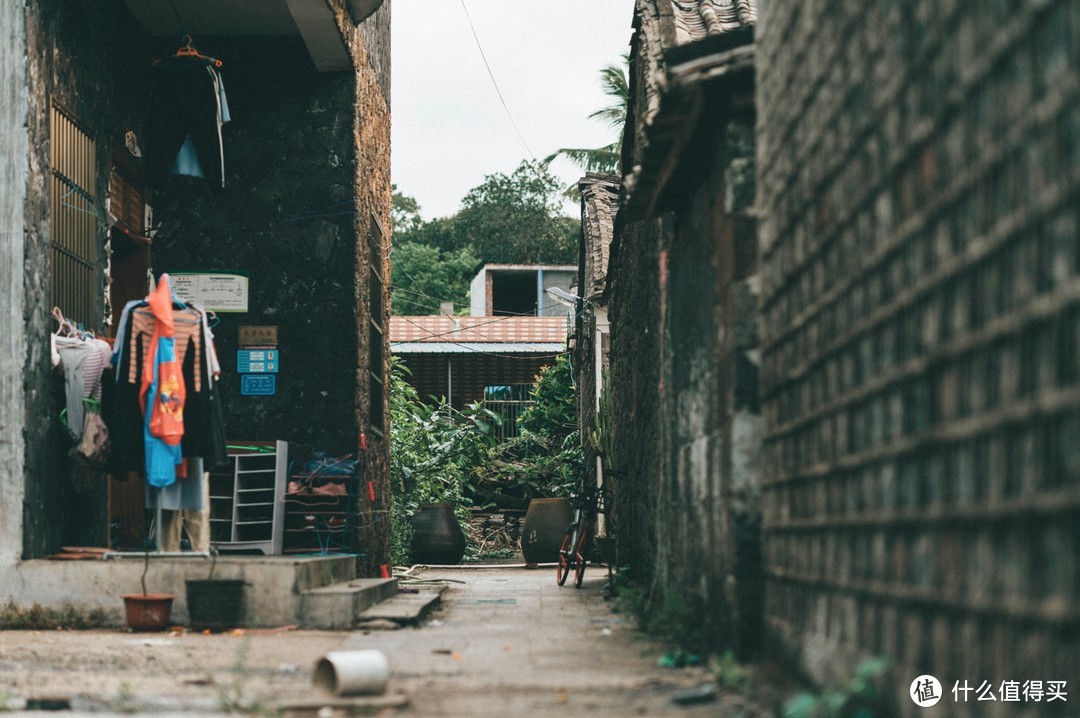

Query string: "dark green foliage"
[[389, 359, 500, 563], [782, 658, 892, 718], [391, 242, 479, 315], [451, 161, 579, 264], [472, 356, 584, 505]]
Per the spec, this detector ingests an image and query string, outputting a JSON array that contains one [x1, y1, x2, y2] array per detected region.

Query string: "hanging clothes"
[[147, 54, 231, 188], [52, 308, 111, 441], [102, 276, 226, 500], [141, 277, 186, 487]]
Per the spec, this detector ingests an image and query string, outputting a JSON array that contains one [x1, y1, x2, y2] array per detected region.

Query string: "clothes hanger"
[[154, 35, 223, 68], [52, 307, 78, 338]]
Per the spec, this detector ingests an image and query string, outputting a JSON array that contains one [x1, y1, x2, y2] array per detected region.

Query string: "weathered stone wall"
[[356, 0, 391, 107], [607, 217, 664, 587], [757, 0, 1080, 705], [22, 0, 152, 556], [0, 0, 28, 566], [150, 36, 360, 457], [331, 0, 393, 575], [654, 112, 761, 655]]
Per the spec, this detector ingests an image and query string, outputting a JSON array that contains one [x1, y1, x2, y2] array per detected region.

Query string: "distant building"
[[469, 263, 577, 317], [390, 315, 567, 438]]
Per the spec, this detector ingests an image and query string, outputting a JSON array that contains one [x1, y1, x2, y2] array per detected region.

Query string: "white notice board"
[[170, 272, 249, 313]]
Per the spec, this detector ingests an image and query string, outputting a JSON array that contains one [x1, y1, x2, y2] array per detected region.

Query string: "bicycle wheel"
[[573, 517, 590, 588], [556, 524, 576, 586]]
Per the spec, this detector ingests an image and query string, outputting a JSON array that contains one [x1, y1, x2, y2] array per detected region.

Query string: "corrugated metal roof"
[[391, 342, 565, 354], [390, 315, 568, 344]]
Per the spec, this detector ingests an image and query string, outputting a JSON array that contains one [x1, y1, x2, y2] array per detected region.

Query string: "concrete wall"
[[0, 0, 28, 569], [757, 0, 1080, 705]]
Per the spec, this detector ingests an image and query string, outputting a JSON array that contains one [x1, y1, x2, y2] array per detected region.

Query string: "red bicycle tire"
[[556, 527, 574, 586], [573, 520, 590, 588]]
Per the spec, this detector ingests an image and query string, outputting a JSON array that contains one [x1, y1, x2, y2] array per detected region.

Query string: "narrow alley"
[[0, 566, 766, 716]]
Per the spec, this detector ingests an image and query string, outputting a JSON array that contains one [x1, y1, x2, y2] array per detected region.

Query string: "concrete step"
[[299, 577, 398, 629], [356, 584, 445, 627]]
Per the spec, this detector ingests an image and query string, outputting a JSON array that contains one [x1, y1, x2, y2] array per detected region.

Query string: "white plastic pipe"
[[313, 650, 390, 696]]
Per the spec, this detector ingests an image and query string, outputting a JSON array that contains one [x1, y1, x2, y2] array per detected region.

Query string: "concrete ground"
[[0, 565, 770, 716]]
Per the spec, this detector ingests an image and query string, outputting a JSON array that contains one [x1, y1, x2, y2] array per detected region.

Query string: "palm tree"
[[544, 54, 629, 175]]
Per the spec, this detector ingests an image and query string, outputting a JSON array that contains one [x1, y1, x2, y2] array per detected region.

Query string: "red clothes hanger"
[[154, 35, 223, 68]]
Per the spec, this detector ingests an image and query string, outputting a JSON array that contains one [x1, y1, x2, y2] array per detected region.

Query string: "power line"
[[458, 0, 536, 161]]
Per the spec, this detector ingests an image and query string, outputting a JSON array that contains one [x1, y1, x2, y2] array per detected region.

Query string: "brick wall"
[[757, 0, 1080, 706]]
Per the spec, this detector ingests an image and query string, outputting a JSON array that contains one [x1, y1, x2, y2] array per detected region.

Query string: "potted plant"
[[121, 546, 174, 631]]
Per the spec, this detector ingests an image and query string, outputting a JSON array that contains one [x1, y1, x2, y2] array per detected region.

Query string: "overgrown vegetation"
[[782, 658, 891, 718], [389, 355, 584, 565], [0, 601, 108, 630], [388, 359, 498, 565]]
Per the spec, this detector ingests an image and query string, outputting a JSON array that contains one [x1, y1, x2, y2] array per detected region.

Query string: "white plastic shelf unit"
[[209, 441, 287, 555]]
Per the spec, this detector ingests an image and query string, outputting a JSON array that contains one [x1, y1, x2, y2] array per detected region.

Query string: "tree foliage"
[[390, 163, 579, 315], [544, 54, 630, 177], [391, 242, 478, 315], [451, 161, 578, 264]]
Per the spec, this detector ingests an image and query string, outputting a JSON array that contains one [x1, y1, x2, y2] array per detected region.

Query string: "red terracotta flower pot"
[[121, 593, 175, 632]]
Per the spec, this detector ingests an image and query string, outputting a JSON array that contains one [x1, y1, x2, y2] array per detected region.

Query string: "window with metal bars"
[[50, 102, 99, 327], [368, 214, 386, 436]]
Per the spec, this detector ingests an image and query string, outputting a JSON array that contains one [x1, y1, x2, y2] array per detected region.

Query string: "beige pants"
[[161, 471, 210, 552]]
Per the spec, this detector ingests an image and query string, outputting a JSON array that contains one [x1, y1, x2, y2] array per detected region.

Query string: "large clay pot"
[[520, 498, 573, 564], [411, 503, 467, 565]]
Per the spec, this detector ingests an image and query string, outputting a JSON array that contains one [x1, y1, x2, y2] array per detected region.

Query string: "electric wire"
[[397, 315, 569, 361], [458, 0, 536, 161]]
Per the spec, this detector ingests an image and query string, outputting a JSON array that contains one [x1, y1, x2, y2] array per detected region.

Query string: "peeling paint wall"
[[0, 0, 28, 568]]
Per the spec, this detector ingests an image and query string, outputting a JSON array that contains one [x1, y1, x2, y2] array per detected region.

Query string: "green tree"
[[544, 54, 629, 175], [391, 242, 478, 315], [451, 160, 579, 264]]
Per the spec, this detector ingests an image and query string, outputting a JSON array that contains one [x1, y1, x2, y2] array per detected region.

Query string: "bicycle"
[[556, 480, 611, 588]]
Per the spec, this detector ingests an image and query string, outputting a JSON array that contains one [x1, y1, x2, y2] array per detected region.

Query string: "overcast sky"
[[390, 0, 636, 221]]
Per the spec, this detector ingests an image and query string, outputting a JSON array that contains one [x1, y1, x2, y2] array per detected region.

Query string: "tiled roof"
[[623, 0, 756, 218], [671, 0, 756, 45], [579, 173, 620, 303], [390, 315, 568, 346]]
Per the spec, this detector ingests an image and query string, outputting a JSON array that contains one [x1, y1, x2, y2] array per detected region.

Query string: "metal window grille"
[[483, 384, 534, 441], [368, 214, 386, 435], [49, 103, 98, 326]]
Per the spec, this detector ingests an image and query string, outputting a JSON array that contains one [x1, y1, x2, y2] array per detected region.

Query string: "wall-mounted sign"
[[239, 325, 277, 346], [170, 271, 249, 313], [238, 349, 279, 374], [240, 374, 276, 396]]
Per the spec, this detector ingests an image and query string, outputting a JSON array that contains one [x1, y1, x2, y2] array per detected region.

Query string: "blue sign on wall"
[[240, 374, 276, 396], [237, 349, 279, 374]]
